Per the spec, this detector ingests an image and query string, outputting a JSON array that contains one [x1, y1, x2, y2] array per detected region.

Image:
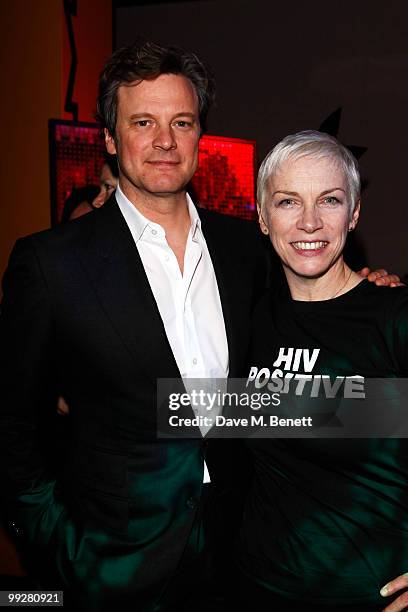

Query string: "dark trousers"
[[156, 483, 225, 612]]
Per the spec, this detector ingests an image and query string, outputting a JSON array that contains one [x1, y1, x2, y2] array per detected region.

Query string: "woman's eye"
[[278, 199, 296, 207], [322, 196, 340, 205]]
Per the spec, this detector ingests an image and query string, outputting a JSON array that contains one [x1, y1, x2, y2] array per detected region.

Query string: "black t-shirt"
[[237, 280, 408, 605]]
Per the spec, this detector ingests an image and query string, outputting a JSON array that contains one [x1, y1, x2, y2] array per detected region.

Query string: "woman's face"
[[259, 155, 360, 281]]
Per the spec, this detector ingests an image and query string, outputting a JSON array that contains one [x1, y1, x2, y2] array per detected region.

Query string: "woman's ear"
[[349, 199, 361, 231], [257, 202, 269, 235]]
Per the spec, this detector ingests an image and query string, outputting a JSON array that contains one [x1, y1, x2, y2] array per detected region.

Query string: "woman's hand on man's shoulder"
[[358, 267, 404, 287]]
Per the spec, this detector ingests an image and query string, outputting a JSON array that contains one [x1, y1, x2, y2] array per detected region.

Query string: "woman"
[[235, 131, 408, 611]]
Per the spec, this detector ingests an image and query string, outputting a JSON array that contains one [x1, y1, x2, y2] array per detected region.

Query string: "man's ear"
[[349, 199, 361, 231], [104, 128, 117, 155], [257, 202, 269, 235]]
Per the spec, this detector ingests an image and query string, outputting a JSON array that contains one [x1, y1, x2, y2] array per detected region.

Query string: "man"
[[0, 41, 266, 611]]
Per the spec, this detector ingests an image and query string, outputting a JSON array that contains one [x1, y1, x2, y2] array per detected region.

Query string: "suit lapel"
[[77, 197, 180, 384], [76, 200, 246, 383]]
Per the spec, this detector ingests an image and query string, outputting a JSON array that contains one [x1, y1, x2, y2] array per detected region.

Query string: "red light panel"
[[192, 135, 257, 220], [50, 121, 106, 223], [50, 122, 256, 223]]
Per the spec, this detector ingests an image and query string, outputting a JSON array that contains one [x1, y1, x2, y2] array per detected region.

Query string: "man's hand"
[[380, 573, 408, 611], [358, 267, 403, 287]]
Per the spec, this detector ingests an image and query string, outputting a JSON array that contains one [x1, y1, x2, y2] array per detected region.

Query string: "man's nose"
[[152, 125, 176, 150], [92, 188, 106, 209], [296, 204, 323, 233]]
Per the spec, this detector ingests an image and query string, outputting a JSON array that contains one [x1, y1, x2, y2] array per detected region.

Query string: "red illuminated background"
[[193, 135, 256, 220], [49, 121, 257, 224]]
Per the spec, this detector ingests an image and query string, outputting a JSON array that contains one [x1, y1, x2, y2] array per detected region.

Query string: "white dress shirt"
[[115, 185, 229, 481]]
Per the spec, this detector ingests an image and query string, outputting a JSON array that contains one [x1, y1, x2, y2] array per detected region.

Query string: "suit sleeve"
[[0, 237, 66, 546]]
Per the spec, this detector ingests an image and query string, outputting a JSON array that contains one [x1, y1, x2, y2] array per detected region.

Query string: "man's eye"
[[134, 120, 150, 127], [174, 120, 191, 128]]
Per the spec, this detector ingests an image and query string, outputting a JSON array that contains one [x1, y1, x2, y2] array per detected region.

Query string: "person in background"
[[234, 130, 408, 612], [92, 154, 119, 208], [61, 156, 119, 225], [61, 185, 100, 222]]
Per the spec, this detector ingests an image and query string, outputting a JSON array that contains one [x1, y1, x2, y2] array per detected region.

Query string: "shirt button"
[[186, 497, 198, 510], [192, 358, 198, 365], [151, 229, 157, 235]]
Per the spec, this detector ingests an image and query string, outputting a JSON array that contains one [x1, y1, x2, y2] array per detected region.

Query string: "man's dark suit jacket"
[[0, 196, 267, 611]]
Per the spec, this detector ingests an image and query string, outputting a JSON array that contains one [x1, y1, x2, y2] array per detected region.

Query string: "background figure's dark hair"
[[61, 185, 100, 223], [96, 40, 215, 137], [104, 153, 119, 178]]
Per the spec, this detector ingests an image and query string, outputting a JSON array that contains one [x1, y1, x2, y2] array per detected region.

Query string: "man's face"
[[105, 73, 201, 200]]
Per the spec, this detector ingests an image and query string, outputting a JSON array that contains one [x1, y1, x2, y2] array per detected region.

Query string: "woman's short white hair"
[[257, 130, 361, 213]]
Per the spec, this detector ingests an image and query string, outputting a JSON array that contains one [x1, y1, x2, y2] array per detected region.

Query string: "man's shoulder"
[[15, 198, 119, 257], [358, 279, 408, 306], [197, 207, 261, 242], [197, 206, 257, 228], [24, 211, 94, 245], [367, 282, 408, 320]]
